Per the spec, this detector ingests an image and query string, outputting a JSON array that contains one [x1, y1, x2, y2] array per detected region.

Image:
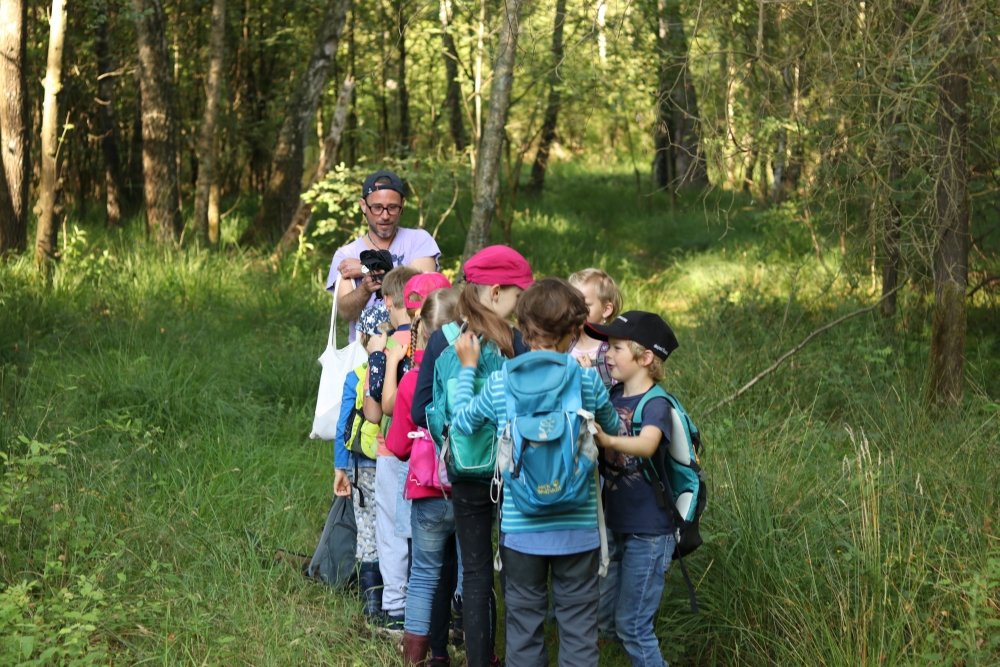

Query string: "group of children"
[[332, 246, 685, 667]]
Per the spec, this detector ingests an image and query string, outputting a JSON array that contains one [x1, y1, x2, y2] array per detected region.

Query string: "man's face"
[[360, 189, 404, 240]]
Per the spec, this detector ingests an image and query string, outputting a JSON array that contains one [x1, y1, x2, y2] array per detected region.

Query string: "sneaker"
[[488, 656, 504, 667], [427, 656, 451, 667], [374, 612, 405, 638]]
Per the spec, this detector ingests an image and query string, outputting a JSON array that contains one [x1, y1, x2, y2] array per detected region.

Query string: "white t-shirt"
[[326, 227, 441, 341]]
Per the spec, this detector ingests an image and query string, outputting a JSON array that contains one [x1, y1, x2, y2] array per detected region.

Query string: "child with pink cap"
[[406, 246, 534, 667]]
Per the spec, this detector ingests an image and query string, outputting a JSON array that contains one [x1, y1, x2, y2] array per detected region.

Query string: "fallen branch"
[[706, 285, 905, 415]]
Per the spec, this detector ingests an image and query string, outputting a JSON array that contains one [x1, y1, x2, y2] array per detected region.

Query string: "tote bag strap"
[[327, 272, 360, 350]]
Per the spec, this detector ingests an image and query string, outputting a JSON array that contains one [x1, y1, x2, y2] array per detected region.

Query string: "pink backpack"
[[406, 427, 451, 497]]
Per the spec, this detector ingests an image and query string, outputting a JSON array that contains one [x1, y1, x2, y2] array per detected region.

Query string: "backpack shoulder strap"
[[633, 384, 669, 435], [594, 341, 614, 388], [442, 322, 462, 346]]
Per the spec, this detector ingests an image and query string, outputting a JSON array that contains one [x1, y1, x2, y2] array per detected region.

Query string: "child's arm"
[[381, 343, 409, 417], [584, 369, 620, 436], [363, 350, 386, 423], [334, 374, 358, 497], [450, 332, 499, 434], [595, 424, 663, 458]]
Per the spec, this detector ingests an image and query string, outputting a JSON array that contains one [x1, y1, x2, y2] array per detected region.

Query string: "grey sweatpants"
[[503, 546, 601, 667], [376, 455, 410, 614]]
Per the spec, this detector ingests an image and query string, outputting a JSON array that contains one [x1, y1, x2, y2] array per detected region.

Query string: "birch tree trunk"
[[136, 0, 184, 243], [277, 77, 354, 253], [439, 0, 467, 151], [395, 0, 410, 153], [462, 0, 520, 263], [526, 0, 566, 195], [194, 0, 226, 245], [239, 0, 350, 246], [925, 0, 970, 409], [35, 0, 67, 270], [0, 0, 29, 254], [95, 0, 126, 227]]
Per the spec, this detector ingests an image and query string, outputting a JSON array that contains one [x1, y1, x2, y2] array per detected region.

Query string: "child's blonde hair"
[[411, 288, 459, 351], [568, 268, 623, 321], [382, 266, 421, 308], [628, 340, 665, 382]]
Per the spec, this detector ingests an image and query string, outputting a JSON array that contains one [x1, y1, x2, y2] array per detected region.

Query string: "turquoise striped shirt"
[[451, 359, 620, 537]]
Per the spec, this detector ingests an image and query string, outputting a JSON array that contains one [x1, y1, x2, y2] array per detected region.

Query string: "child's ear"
[[641, 349, 655, 368], [490, 284, 501, 302], [384, 295, 395, 310], [602, 301, 615, 321]]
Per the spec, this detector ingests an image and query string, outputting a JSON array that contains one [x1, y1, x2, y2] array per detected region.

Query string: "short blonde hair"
[[628, 340, 665, 382], [568, 268, 623, 320], [382, 266, 421, 307]]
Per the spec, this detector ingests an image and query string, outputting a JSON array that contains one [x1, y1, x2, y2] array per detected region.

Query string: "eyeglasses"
[[366, 203, 403, 216]]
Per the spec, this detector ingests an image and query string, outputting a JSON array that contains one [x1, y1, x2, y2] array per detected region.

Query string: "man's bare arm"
[[408, 256, 437, 273], [338, 274, 378, 322]]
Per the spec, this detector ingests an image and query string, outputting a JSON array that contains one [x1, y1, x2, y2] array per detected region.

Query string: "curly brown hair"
[[514, 278, 589, 350]]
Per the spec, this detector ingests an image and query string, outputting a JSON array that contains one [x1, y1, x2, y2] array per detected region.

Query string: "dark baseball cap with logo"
[[362, 170, 406, 199], [585, 310, 679, 360]]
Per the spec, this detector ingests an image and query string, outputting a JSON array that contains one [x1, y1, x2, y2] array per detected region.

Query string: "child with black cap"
[[584, 310, 681, 667]]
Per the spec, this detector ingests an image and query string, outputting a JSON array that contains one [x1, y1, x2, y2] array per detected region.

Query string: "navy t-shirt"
[[602, 386, 674, 535]]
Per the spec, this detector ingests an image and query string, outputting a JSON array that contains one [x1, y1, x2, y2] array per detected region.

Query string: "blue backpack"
[[426, 323, 507, 480], [500, 351, 597, 517]]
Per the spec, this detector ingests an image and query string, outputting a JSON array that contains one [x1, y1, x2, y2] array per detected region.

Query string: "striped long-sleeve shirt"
[[451, 357, 620, 550]]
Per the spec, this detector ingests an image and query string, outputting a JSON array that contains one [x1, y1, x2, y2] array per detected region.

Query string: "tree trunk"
[[194, 0, 226, 245], [0, 0, 30, 254], [345, 2, 358, 167], [880, 0, 906, 317], [439, 0, 467, 151], [395, 0, 410, 153], [128, 73, 145, 208], [925, 0, 969, 409], [95, 0, 125, 227], [135, 0, 183, 243], [239, 0, 350, 246], [462, 0, 520, 263], [35, 0, 67, 270], [526, 0, 566, 196], [277, 77, 354, 253], [652, 0, 707, 189]]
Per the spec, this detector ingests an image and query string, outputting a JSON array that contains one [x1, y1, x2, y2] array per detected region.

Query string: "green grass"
[[2, 163, 999, 666]]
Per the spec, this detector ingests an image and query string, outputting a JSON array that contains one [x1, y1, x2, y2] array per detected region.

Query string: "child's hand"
[[366, 332, 388, 354], [576, 354, 594, 368], [594, 423, 612, 449], [334, 469, 351, 497], [455, 332, 481, 368], [386, 342, 408, 367]]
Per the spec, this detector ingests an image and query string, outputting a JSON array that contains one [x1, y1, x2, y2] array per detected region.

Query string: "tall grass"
[[2, 165, 998, 665]]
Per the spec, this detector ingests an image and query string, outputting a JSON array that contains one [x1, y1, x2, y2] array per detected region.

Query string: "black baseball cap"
[[585, 310, 679, 360], [362, 170, 406, 199]]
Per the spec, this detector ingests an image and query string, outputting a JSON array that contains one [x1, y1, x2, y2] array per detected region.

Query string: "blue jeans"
[[604, 532, 675, 667], [404, 497, 456, 635]]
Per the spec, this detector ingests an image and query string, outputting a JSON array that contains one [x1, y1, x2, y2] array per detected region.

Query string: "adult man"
[[327, 170, 441, 341]]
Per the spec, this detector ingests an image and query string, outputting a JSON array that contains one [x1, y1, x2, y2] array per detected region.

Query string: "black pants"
[[503, 547, 600, 667], [429, 533, 458, 655], [451, 480, 498, 667]]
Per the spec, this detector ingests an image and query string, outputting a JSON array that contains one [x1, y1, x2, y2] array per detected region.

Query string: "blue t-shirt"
[[602, 386, 673, 535]]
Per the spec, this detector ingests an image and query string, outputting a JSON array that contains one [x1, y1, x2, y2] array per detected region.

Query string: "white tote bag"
[[310, 273, 369, 441]]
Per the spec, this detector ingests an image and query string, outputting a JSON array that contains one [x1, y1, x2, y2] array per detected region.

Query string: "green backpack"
[[426, 323, 507, 481]]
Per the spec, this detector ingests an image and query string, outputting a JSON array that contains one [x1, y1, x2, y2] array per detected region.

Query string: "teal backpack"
[[501, 351, 596, 517], [425, 323, 507, 480], [602, 384, 707, 611]]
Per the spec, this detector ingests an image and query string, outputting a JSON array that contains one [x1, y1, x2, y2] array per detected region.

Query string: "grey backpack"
[[307, 495, 357, 586]]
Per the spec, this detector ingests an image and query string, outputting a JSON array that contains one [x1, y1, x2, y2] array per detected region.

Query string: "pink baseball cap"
[[463, 246, 534, 290], [404, 272, 453, 308]]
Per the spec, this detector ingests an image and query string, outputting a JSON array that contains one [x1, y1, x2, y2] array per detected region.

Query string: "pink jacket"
[[385, 351, 450, 500]]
